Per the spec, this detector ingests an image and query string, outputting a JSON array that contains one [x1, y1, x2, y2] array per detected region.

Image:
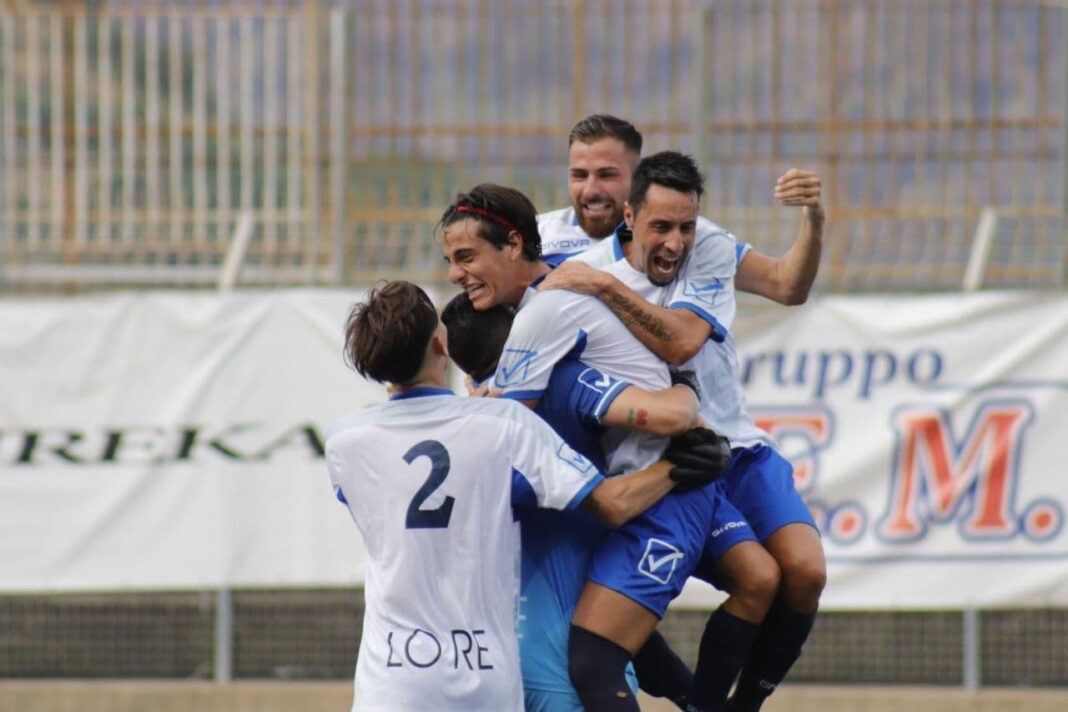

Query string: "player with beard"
[[441, 179, 784, 712], [539, 114, 824, 308], [542, 151, 827, 712]]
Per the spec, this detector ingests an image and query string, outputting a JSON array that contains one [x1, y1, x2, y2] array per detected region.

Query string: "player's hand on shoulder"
[[538, 260, 604, 296], [662, 426, 732, 492]]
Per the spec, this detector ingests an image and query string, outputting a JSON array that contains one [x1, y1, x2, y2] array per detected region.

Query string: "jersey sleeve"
[[736, 241, 752, 266], [507, 404, 605, 511], [666, 224, 739, 341], [492, 292, 588, 401], [548, 359, 629, 426]]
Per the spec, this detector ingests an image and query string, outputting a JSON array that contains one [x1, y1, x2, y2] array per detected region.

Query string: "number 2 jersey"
[[324, 386, 604, 712]]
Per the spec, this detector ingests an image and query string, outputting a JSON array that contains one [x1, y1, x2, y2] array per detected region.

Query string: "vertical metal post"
[[329, 9, 349, 286], [303, 0, 323, 283], [962, 607, 981, 690], [692, 0, 708, 170], [962, 207, 997, 292], [214, 587, 234, 683], [1061, 6, 1068, 284]]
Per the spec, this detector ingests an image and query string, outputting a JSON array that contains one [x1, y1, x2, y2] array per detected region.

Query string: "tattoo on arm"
[[606, 293, 673, 342], [626, 408, 649, 427]]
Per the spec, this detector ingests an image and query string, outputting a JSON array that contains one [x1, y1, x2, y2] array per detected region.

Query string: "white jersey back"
[[493, 286, 670, 474], [578, 226, 771, 449], [325, 389, 603, 711]]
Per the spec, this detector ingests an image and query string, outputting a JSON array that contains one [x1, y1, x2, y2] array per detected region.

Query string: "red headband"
[[454, 205, 519, 234]]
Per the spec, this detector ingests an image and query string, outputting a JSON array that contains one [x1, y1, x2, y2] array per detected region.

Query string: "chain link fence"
[[1, 591, 1065, 687]]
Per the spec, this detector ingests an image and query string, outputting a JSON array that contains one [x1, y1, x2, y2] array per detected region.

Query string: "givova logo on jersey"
[[577, 367, 616, 395], [637, 538, 684, 584], [681, 278, 724, 307], [556, 441, 595, 475], [494, 348, 537, 387]]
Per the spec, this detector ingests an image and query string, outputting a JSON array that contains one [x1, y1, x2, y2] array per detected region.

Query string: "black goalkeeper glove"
[[668, 368, 700, 400], [663, 426, 732, 492]]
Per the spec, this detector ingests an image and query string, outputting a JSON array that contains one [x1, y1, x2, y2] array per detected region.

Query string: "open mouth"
[[652, 254, 679, 273], [581, 201, 614, 218]]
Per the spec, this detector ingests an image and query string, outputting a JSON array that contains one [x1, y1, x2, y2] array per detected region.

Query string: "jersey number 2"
[[404, 440, 455, 529]]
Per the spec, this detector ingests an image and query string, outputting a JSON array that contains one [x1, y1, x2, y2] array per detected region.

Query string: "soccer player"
[[324, 280, 723, 711], [440, 186, 782, 712], [442, 292, 770, 712], [543, 151, 827, 711], [540, 114, 824, 308]]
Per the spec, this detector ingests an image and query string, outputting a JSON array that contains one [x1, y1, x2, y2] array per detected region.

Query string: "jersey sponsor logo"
[[495, 348, 538, 387], [545, 238, 592, 252], [710, 520, 749, 538], [681, 278, 724, 307], [637, 538, 684, 584], [556, 441, 595, 475], [577, 367, 614, 394]]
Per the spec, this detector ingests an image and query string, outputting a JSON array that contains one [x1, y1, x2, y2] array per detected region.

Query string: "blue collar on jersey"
[[611, 223, 630, 261], [389, 386, 455, 401], [529, 270, 550, 289]]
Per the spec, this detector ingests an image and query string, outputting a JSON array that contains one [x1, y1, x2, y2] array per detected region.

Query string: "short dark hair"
[[628, 151, 705, 215], [440, 292, 514, 383], [439, 183, 542, 261], [568, 114, 643, 155], [344, 281, 438, 385]]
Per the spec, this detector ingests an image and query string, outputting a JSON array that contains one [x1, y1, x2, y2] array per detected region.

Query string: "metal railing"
[[0, 1, 1065, 293]]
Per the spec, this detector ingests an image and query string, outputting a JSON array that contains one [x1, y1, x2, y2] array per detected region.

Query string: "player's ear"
[[430, 331, 448, 357], [623, 201, 634, 228], [505, 230, 523, 259]]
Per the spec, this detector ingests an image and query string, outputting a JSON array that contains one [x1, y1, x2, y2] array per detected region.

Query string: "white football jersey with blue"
[[537, 206, 604, 266], [493, 287, 671, 475], [579, 226, 771, 448], [325, 388, 603, 712]]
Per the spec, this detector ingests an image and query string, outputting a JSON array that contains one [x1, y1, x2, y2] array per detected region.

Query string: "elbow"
[[780, 288, 809, 307], [600, 504, 630, 528], [666, 339, 704, 367], [660, 408, 695, 437], [588, 489, 632, 527]]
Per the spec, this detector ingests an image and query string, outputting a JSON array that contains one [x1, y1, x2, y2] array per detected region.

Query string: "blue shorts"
[[585, 483, 756, 618], [719, 445, 817, 541]]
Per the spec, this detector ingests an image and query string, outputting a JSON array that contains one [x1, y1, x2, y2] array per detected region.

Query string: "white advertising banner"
[[678, 291, 1068, 609], [0, 290, 386, 592], [2, 290, 1067, 608]]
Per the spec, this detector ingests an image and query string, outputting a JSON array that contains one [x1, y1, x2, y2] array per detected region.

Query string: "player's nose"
[[447, 261, 465, 285]]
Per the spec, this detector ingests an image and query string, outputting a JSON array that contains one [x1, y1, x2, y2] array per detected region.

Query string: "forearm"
[[593, 275, 707, 366], [583, 461, 674, 527], [604, 384, 698, 437], [777, 205, 824, 305]]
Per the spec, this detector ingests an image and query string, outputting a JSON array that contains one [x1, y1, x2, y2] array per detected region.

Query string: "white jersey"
[[492, 283, 671, 475], [325, 387, 604, 712], [537, 207, 604, 265], [578, 224, 772, 449]]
